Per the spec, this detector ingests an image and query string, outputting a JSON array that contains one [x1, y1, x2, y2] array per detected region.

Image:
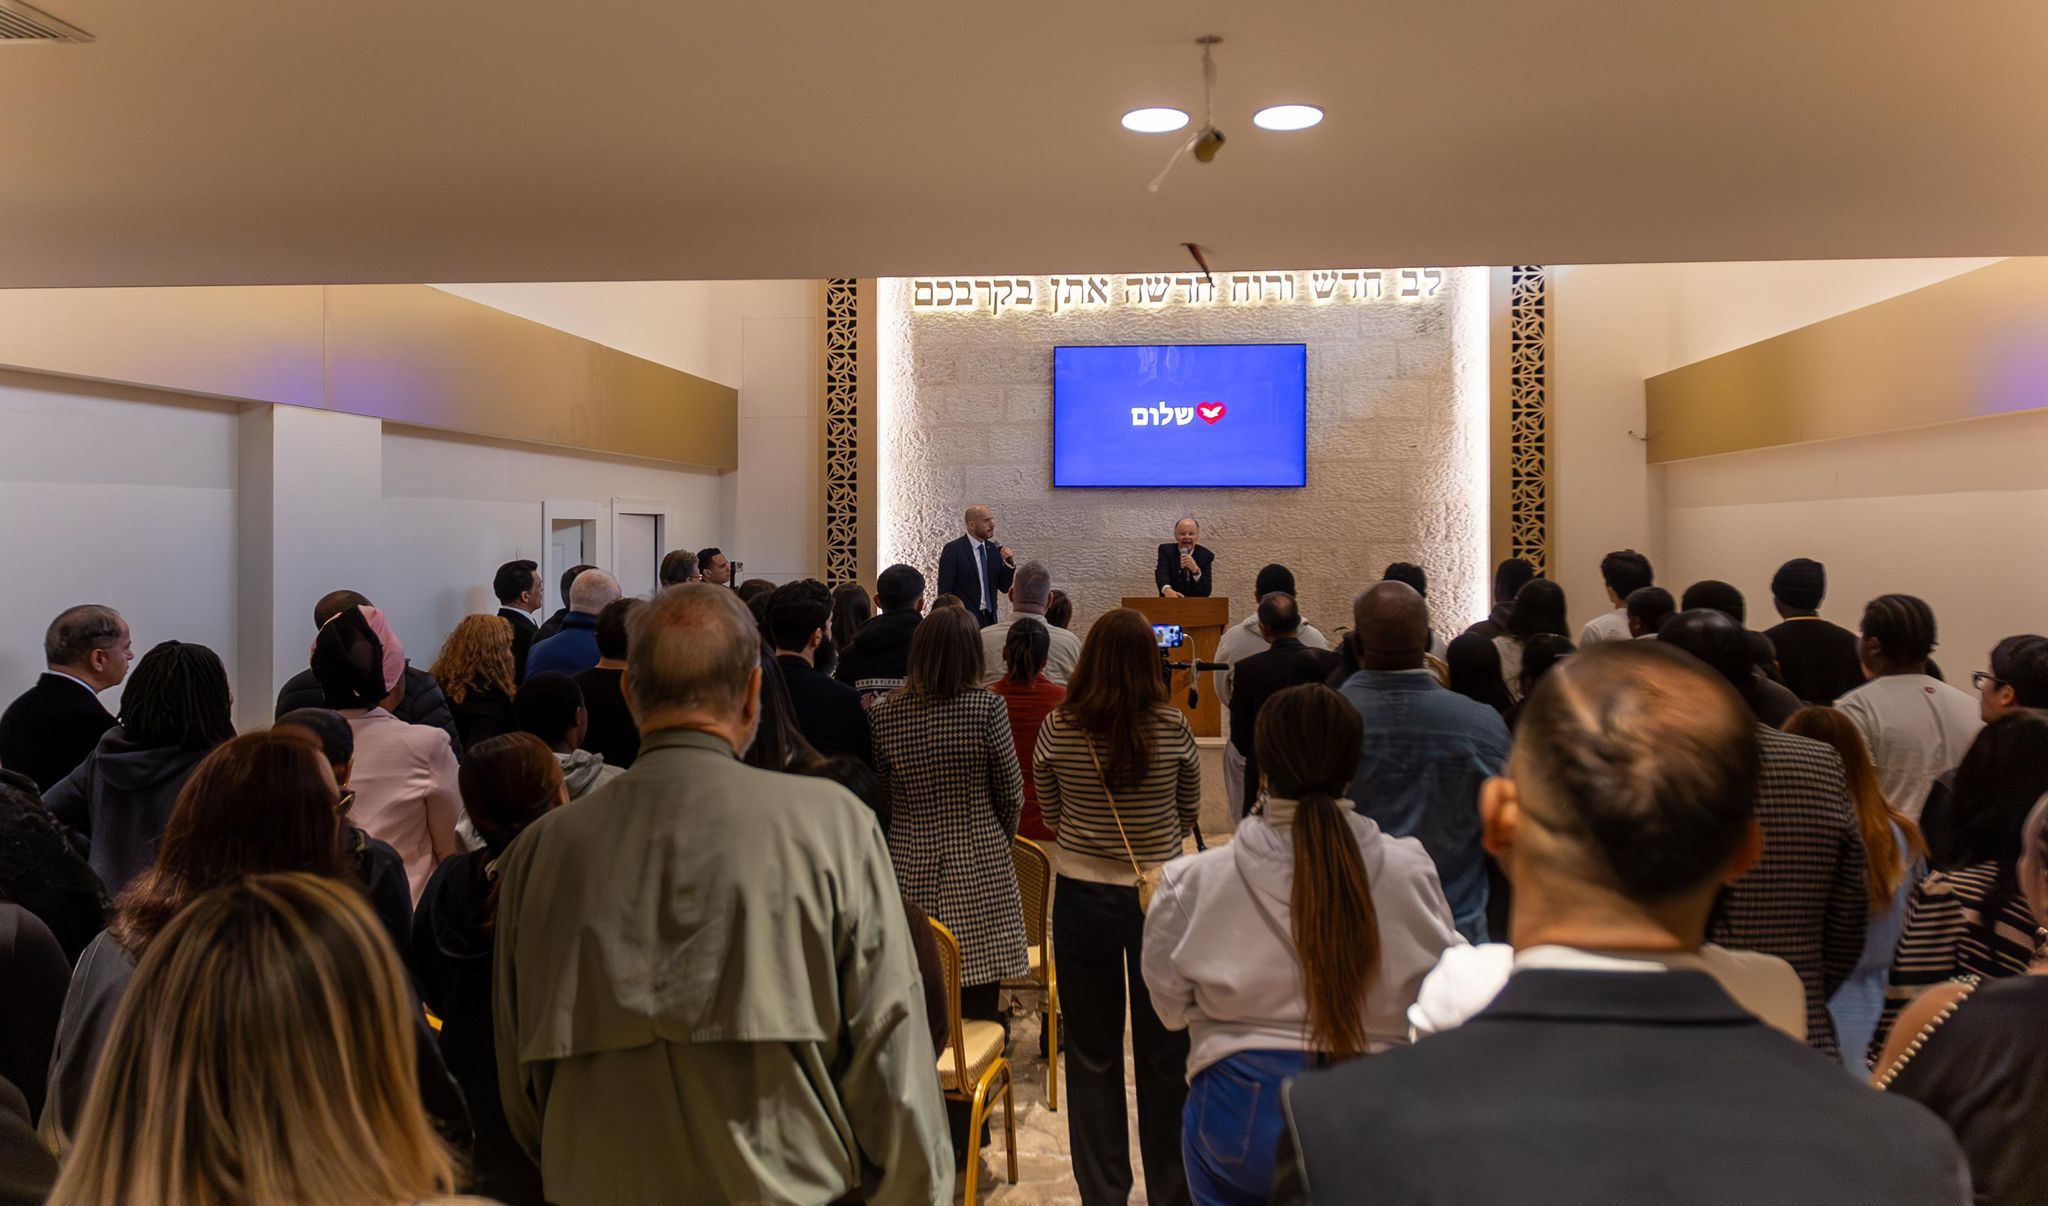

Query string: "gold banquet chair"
[[931, 918, 1018, 1204], [1003, 835, 1061, 1109]]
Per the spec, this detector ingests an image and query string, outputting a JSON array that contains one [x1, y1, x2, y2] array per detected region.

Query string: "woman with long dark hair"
[[1142, 684, 1461, 1204], [1034, 607, 1201, 1206], [989, 616, 1065, 844], [743, 641, 820, 772], [1784, 706, 1927, 1062], [1872, 712, 2048, 1062], [829, 582, 873, 657], [1444, 631, 1512, 718], [42, 640, 235, 898], [411, 733, 566, 1205], [1494, 579, 1568, 702], [869, 606, 1027, 1167]]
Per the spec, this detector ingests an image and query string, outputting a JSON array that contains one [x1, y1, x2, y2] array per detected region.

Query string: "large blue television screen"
[[1052, 343, 1308, 487]]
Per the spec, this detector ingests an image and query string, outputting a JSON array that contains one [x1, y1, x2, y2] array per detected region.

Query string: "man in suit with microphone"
[[936, 504, 1014, 628], [1155, 516, 1215, 598]]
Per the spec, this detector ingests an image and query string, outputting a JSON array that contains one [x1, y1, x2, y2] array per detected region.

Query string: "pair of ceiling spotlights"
[[1122, 104, 1324, 134]]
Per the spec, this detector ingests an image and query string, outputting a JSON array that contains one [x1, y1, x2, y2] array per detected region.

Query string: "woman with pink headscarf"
[[312, 606, 462, 902]]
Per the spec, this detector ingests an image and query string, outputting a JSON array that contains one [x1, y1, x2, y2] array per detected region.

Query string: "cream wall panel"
[[0, 372, 239, 717], [1549, 257, 1995, 633], [1660, 408, 2048, 680]]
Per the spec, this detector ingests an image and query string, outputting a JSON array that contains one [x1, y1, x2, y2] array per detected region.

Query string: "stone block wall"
[[875, 270, 1489, 642]]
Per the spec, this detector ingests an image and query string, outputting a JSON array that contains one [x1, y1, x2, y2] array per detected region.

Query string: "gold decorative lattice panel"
[[825, 279, 859, 584], [1508, 266, 1549, 576]]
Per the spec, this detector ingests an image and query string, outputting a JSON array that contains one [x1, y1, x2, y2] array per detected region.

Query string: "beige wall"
[[435, 280, 827, 580], [1548, 257, 1995, 632], [1660, 410, 2048, 675], [874, 271, 1491, 641]]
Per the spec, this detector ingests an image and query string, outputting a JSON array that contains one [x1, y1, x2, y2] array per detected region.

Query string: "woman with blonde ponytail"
[[1142, 684, 1463, 1206]]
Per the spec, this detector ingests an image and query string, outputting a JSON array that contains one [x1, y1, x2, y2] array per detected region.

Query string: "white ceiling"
[[4, 1, 2046, 287]]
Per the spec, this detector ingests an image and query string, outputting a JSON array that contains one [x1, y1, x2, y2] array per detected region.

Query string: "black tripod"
[[1161, 651, 1229, 852]]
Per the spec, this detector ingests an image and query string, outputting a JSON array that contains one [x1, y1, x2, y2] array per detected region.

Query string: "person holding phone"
[[1156, 516, 1215, 598]]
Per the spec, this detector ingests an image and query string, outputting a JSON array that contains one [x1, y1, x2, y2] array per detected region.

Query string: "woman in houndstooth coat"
[[871, 606, 1029, 992]]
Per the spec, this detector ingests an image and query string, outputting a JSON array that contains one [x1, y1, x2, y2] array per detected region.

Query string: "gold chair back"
[[929, 917, 969, 1091]]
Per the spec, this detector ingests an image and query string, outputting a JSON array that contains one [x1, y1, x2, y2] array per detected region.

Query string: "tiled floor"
[[953, 744, 1235, 1205]]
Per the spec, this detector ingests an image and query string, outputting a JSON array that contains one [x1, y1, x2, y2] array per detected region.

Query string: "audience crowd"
[[0, 537, 2044, 1206]]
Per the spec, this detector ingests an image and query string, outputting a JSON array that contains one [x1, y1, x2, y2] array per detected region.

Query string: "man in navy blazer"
[[1270, 642, 1969, 1206], [1155, 516, 1215, 598], [0, 605, 130, 791], [935, 505, 1014, 628]]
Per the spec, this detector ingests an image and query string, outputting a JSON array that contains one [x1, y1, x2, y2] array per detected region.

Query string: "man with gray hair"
[[980, 560, 1083, 685], [0, 604, 132, 790], [523, 569, 623, 681], [495, 584, 951, 1204]]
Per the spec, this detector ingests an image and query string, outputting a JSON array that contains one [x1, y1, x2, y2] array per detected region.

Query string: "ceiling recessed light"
[[1122, 107, 1190, 134], [1253, 104, 1324, 131]]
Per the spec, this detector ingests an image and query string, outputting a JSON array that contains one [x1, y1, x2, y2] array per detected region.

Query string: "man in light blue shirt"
[[1340, 581, 1510, 942]]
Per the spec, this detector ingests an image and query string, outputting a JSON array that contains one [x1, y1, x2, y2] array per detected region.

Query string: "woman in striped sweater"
[[1870, 714, 2048, 1064], [1035, 608, 1201, 1206]]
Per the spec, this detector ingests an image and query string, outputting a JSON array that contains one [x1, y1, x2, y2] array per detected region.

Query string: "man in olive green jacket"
[[495, 584, 952, 1205]]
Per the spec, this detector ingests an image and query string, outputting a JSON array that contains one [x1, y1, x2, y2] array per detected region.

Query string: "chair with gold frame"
[[1002, 834, 1060, 1109], [930, 917, 1018, 1203]]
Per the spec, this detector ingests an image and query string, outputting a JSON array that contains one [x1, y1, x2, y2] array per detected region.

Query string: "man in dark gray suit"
[[1272, 640, 1969, 1206], [935, 504, 1013, 628]]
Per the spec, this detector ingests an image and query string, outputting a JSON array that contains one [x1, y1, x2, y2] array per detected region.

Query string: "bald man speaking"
[[936, 504, 1014, 628], [1155, 516, 1215, 599]]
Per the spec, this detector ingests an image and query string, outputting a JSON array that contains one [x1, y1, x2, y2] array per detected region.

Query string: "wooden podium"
[[1123, 595, 1230, 739]]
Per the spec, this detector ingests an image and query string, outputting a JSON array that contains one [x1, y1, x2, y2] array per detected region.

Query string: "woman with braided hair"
[[1837, 594, 1982, 820], [41, 640, 234, 898]]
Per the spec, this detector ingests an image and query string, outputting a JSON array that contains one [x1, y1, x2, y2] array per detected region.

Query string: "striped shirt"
[[1870, 859, 2042, 1066], [1034, 705, 1200, 884]]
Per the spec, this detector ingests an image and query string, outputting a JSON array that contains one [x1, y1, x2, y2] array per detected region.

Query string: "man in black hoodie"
[[273, 590, 459, 753], [832, 564, 926, 709]]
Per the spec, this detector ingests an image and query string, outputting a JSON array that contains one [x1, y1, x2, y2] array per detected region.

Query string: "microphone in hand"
[[999, 545, 1014, 567]]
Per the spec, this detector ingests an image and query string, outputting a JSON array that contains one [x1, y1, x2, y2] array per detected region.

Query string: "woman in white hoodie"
[[1142, 684, 1464, 1206]]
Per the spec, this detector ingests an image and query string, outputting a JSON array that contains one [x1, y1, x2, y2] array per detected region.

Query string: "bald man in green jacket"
[[495, 584, 951, 1205]]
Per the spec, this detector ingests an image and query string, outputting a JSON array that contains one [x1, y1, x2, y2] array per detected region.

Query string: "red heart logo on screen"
[[1198, 403, 1226, 424]]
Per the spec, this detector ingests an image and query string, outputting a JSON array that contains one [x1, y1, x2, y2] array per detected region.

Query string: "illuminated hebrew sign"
[[908, 269, 1446, 316]]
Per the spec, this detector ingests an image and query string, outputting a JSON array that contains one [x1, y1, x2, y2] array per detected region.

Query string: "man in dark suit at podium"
[[936, 504, 1014, 628], [1155, 516, 1215, 598]]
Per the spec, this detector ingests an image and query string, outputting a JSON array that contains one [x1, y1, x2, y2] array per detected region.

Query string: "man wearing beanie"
[[1764, 558, 1865, 704], [1215, 563, 1334, 821]]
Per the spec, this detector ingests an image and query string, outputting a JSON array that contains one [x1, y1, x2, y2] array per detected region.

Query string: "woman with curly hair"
[[430, 614, 519, 750]]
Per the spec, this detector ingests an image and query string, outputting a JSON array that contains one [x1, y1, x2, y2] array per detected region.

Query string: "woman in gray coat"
[[869, 606, 1028, 1165]]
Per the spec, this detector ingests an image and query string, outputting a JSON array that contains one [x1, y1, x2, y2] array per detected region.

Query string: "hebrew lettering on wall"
[[909, 268, 1447, 314]]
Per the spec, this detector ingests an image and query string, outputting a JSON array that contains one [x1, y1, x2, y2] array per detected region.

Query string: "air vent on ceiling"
[[0, 0, 92, 42]]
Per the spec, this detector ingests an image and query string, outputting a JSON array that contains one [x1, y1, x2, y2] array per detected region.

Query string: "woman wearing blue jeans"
[[1142, 684, 1464, 1203]]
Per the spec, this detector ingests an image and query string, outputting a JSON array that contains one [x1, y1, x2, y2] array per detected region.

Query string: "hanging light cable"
[[1149, 35, 1225, 193]]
